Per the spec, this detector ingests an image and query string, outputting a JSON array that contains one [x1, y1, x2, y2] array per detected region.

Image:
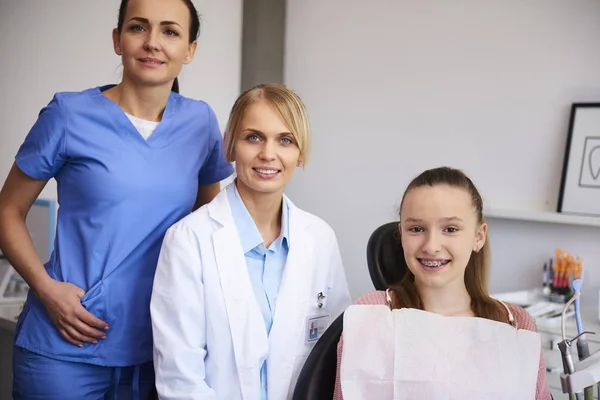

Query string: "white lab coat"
[[150, 189, 351, 400]]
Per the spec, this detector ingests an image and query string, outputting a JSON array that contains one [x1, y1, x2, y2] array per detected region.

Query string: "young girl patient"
[[333, 166, 551, 399]]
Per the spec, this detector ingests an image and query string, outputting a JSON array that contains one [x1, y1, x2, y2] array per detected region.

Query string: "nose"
[[143, 29, 161, 52], [259, 140, 276, 161], [421, 231, 441, 255]]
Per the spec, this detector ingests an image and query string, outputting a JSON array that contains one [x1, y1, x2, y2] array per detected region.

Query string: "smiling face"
[[399, 184, 487, 292], [232, 100, 302, 196], [113, 0, 197, 89]]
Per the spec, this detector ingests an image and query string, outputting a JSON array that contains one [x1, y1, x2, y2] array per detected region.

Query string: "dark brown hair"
[[390, 166, 507, 323]]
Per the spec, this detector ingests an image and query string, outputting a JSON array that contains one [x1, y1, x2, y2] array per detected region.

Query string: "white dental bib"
[[340, 298, 541, 400]]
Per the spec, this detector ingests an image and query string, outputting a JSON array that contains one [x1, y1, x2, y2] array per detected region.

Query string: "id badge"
[[306, 314, 331, 345]]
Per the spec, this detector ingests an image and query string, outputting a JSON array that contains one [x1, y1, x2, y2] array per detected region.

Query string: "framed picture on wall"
[[558, 103, 600, 217]]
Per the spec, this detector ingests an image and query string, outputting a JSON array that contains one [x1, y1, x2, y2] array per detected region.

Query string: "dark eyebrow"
[[128, 17, 182, 28]]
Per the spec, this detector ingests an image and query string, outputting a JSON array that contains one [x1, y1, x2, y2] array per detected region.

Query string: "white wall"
[[0, 0, 242, 199], [285, 1, 600, 306]]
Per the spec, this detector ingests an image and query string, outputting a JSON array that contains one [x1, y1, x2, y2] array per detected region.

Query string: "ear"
[[473, 222, 487, 252], [184, 41, 198, 65], [112, 28, 122, 56], [296, 156, 303, 168]]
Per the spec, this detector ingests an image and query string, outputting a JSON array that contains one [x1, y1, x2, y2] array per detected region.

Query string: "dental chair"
[[293, 223, 557, 399], [292, 221, 407, 399]]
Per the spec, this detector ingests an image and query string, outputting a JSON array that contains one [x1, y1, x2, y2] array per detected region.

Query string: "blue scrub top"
[[13, 85, 233, 367]]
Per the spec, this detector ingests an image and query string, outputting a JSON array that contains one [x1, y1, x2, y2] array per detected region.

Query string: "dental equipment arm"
[[557, 291, 600, 398], [571, 279, 594, 400]]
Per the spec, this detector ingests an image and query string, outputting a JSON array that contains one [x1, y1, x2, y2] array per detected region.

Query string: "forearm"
[[151, 224, 215, 398], [152, 289, 215, 398], [0, 209, 52, 295]]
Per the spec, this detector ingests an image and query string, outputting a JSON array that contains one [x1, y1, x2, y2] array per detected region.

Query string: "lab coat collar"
[[208, 188, 311, 399], [226, 182, 290, 254], [209, 184, 299, 234]]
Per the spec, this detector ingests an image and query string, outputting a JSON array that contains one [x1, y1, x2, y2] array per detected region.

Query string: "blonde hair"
[[390, 167, 507, 324], [223, 83, 311, 165]]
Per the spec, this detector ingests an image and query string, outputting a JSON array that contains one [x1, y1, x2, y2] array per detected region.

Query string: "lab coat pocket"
[[287, 354, 309, 399], [80, 281, 107, 322]]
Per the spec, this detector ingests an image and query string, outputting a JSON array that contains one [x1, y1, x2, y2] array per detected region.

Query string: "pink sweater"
[[333, 291, 552, 400]]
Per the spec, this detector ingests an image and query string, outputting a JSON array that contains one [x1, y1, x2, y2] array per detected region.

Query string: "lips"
[[138, 58, 165, 66]]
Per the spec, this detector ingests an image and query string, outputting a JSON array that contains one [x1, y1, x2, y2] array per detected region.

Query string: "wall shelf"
[[483, 208, 600, 228]]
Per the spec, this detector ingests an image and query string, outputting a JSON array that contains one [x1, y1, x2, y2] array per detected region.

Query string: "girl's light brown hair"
[[390, 166, 507, 324], [223, 83, 311, 164]]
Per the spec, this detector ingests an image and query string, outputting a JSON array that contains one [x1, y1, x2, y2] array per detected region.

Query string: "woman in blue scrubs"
[[0, 0, 233, 398]]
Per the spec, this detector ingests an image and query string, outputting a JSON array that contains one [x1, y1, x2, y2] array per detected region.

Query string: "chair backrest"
[[292, 312, 344, 400], [366, 221, 407, 290]]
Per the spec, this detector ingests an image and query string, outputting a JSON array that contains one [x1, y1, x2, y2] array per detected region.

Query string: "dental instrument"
[[572, 279, 594, 400], [559, 291, 585, 400]]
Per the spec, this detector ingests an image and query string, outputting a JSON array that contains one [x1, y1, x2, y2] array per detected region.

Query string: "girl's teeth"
[[421, 260, 447, 267], [257, 169, 277, 174]]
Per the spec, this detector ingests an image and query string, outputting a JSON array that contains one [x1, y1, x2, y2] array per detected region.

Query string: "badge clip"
[[317, 292, 326, 308]]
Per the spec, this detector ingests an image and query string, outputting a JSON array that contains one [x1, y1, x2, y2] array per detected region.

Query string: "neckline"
[[92, 84, 179, 149], [125, 112, 160, 126]]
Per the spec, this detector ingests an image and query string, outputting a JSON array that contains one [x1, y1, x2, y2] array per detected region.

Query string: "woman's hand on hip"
[[37, 279, 109, 347]]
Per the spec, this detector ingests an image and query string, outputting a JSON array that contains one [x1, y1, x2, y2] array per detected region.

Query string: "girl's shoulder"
[[502, 302, 537, 331], [353, 290, 389, 306]]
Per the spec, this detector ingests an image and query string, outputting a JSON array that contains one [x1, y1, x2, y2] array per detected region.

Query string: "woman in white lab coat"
[[150, 83, 352, 400]]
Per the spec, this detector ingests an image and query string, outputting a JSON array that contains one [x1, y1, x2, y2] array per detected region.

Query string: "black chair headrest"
[[366, 221, 407, 290]]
